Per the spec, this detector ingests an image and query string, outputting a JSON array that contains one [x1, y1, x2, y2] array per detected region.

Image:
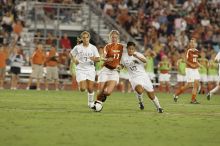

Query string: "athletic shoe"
[[206, 92, 211, 101], [173, 94, 178, 102], [139, 102, 144, 110], [190, 100, 200, 104], [157, 108, 164, 113]]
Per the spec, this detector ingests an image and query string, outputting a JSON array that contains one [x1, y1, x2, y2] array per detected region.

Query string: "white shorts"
[[119, 72, 129, 80], [208, 75, 219, 82], [146, 72, 156, 80], [76, 70, 96, 83], [129, 74, 154, 92], [46, 66, 59, 80], [96, 70, 101, 76], [98, 67, 119, 84], [177, 74, 186, 82], [185, 68, 200, 82], [159, 73, 171, 82], [200, 74, 208, 82]]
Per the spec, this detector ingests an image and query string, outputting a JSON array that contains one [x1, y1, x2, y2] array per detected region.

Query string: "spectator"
[[46, 32, 56, 46], [26, 43, 46, 90], [10, 45, 25, 90], [1, 11, 13, 34], [0, 44, 8, 89], [45, 45, 59, 91], [60, 33, 71, 51], [12, 19, 23, 43]]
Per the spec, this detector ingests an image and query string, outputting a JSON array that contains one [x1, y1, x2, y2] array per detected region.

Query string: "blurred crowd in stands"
[[97, 0, 220, 64]]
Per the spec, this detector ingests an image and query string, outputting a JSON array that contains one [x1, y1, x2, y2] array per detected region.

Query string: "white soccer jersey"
[[121, 52, 146, 78], [70, 43, 100, 71]]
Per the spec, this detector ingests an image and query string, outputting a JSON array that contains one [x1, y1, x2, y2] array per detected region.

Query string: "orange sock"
[[191, 94, 196, 101]]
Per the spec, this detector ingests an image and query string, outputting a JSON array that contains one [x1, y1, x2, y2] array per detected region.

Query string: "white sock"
[[210, 85, 220, 95], [136, 93, 143, 103], [152, 96, 161, 109], [88, 92, 94, 105]]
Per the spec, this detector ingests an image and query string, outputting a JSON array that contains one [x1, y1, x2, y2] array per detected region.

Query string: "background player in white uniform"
[[70, 31, 100, 108], [207, 51, 220, 100], [121, 42, 163, 113]]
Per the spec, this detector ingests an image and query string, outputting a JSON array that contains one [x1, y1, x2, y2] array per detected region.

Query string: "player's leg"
[[173, 82, 190, 102], [78, 80, 87, 92], [134, 85, 144, 110], [159, 81, 164, 92], [96, 80, 117, 102], [190, 80, 200, 103], [87, 80, 95, 107], [146, 91, 163, 113], [207, 82, 220, 100], [165, 81, 170, 93], [142, 76, 163, 113]]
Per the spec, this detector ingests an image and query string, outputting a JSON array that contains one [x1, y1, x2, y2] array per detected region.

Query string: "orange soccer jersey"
[[46, 49, 58, 67], [186, 48, 199, 69], [32, 50, 45, 65], [0, 51, 7, 68], [103, 43, 123, 69]]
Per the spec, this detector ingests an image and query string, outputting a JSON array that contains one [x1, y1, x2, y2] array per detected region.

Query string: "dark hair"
[[127, 41, 136, 48]]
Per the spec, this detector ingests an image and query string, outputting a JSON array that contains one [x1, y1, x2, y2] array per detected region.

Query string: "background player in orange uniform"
[[93, 30, 124, 111], [173, 38, 201, 104]]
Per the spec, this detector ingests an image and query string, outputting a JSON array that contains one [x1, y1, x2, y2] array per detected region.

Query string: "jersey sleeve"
[[70, 46, 78, 57], [93, 46, 100, 58], [135, 52, 146, 64]]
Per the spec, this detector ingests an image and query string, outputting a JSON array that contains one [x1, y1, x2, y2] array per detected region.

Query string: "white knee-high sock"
[[136, 93, 143, 103], [210, 85, 220, 95], [88, 92, 94, 105], [152, 96, 161, 109]]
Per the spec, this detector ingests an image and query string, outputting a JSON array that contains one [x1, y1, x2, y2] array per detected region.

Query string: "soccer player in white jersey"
[[70, 31, 100, 108], [207, 51, 220, 100], [120, 42, 163, 113]]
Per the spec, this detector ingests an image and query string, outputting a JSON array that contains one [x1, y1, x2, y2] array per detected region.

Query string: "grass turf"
[[0, 90, 219, 146]]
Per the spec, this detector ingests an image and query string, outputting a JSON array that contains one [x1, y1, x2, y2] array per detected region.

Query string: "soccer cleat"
[[206, 92, 211, 101], [173, 94, 178, 102], [139, 102, 144, 110], [157, 108, 164, 113], [190, 100, 200, 104]]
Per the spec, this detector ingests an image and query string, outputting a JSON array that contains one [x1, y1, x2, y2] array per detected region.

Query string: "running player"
[[93, 30, 124, 111], [70, 31, 100, 108], [121, 42, 163, 113], [173, 38, 201, 104]]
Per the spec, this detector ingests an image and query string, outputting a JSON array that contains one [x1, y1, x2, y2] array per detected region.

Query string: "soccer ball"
[[93, 101, 103, 112]]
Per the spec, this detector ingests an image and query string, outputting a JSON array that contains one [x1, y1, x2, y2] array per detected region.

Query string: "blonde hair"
[[80, 31, 90, 39], [109, 30, 120, 43]]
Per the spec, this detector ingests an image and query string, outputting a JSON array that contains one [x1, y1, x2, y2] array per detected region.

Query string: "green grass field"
[[0, 90, 220, 146]]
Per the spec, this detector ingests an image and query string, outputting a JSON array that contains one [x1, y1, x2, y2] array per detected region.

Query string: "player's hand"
[[133, 52, 138, 58], [75, 59, 79, 65], [116, 65, 122, 72], [90, 56, 95, 61], [105, 57, 114, 62]]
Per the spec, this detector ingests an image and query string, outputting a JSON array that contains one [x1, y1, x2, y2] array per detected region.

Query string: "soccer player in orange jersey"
[[92, 30, 124, 111], [173, 38, 201, 104]]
